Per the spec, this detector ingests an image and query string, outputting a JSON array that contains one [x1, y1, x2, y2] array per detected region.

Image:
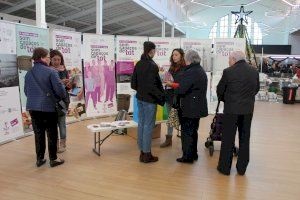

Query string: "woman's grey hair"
[[229, 51, 246, 62], [184, 49, 201, 64]]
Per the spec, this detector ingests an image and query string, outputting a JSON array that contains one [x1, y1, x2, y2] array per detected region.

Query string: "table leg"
[[93, 132, 101, 156]]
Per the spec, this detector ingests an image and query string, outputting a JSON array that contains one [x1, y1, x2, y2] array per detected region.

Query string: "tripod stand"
[[234, 24, 258, 67]]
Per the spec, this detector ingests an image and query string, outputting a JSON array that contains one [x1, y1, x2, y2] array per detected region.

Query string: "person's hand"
[[62, 79, 70, 85], [165, 81, 173, 87]]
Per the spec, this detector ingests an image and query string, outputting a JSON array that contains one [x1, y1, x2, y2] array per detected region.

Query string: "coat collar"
[[34, 60, 49, 67], [185, 62, 200, 71], [233, 59, 246, 66]]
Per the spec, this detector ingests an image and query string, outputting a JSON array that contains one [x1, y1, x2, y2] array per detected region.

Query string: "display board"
[[181, 38, 213, 72], [0, 21, 23, 143], [83, 34, 117, 117], [116, 35, 147, 112], [16, 24, 49, 132], [51, 30, 86, 121], [213, 38, 246, 72]]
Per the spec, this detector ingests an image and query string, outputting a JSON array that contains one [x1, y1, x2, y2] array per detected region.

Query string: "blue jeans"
[[58, 114, 67, 140], [166, 103, 173, 136], [137, 100, 157, 153]]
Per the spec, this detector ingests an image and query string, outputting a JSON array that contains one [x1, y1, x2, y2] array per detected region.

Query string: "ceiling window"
[[209, 14, 262, 44]]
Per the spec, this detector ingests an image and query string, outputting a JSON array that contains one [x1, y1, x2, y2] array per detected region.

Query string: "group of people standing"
[[25, 41, 259, 176], [131, 41, 259, 175]]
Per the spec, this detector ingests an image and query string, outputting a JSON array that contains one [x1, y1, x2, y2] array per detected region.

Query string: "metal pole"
[[36, 0, 47, 28], [96, 0, 103, 34], [161, 19, 166, 37]]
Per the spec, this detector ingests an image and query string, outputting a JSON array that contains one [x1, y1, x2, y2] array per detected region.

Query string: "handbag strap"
[[216, 100, 221, 114], [30, 69, 58, 105]]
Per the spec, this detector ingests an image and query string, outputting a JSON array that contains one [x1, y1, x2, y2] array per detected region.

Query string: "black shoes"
[[36, 159, 46, 167], [217, 166, 230, 176], [176, 157, 194, 163], [193, 154, 198, 161], [236, 166, 246, 176], [50, 158, 65, 167]]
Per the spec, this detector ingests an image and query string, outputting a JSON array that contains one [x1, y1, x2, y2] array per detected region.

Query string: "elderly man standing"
[[166, 49, 208, 163], [217, 51, 260, 176]]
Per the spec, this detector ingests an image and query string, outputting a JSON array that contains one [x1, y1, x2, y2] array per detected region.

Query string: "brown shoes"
[[140, 152, 158, 163], [160, 135, 172, 148]]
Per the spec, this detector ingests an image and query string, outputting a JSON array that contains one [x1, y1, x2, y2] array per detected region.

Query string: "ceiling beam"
[[111, 19, 158, 34], [79, 11, 146, 32], [50, 0, 81, 11], [50, 0, 131, 25], [50, 7, 95, 24], [134, 27, 161, 36], [0, 0, 35, 14], [0, 0, 92, 27]]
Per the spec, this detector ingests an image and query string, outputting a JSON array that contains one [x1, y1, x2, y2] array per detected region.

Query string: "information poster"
[[213, 38, 246, 72], [51, 30, 86, 121], [83, 34, 117, 117], [0, 21, 23, 143], [149, 37, 181, 80], [181, 38, 213, 72], [116, 35, 147, 112], [16, 24, 49, 132]]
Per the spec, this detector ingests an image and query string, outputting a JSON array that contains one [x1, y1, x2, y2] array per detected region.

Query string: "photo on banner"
[[0, 21, 23, 143], [16, 24, 49, 132], [51, 30, 86, 121], [116, 35, 147, 113], [83, 34, 117, 117]]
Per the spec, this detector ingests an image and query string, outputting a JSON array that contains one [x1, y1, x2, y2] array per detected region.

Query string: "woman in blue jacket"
[[25, 47, 66, 168]]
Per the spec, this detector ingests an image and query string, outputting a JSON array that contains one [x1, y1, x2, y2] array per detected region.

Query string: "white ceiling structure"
[[0, 0, 299, 41], [0, 0, 185, 37], [176, 0, 300, 41]]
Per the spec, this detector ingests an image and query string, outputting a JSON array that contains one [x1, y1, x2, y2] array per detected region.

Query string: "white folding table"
[[87, 121, 138, 156]]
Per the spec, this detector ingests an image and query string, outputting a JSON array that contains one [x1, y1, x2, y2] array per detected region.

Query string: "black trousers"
[[218, 113, 253, 174], [179, 116, 200, 159], [29, 111, 58, 161]]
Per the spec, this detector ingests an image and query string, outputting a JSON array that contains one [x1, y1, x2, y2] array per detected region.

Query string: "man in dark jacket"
[[131, 41, 165, 163], [217, 51, 260, 176], [167, 49, 208, 163]]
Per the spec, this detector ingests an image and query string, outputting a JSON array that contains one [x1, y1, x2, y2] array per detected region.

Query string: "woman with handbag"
[[160, 48, 186, 148], [50, 50, 70, 153], [25, 47, 66, 168]]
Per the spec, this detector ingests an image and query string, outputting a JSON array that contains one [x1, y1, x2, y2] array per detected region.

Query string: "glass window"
[[209, 14, 262, 44], [209, 22, 218, 39], [220, 15, 229, 38]]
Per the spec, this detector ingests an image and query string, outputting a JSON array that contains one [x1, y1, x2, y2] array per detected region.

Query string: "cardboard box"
[[127, 124, 161, 140]]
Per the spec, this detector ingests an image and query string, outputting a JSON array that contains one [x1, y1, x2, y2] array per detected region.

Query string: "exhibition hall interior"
[[0, 0, 300, 199]]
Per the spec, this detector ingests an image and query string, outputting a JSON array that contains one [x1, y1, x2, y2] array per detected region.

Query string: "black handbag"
[[30, 70, 67, 116], [172, 94, 180, 109]]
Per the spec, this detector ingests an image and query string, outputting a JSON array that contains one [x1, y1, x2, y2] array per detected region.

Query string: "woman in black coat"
[[166, 49, 208, 163]]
